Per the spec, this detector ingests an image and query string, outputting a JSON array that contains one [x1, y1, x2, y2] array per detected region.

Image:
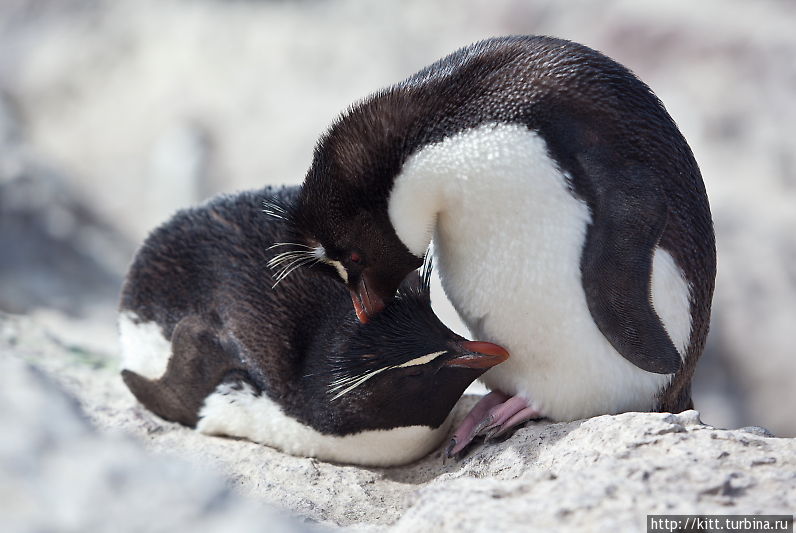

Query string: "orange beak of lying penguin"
[[446, 341, 510, 369]]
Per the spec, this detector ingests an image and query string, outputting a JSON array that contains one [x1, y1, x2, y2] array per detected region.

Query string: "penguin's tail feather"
[[121, 315, 250, 428]]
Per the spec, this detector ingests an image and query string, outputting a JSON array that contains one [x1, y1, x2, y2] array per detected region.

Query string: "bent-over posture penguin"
[[286, 35, 717, 455], [119, 186, 509, 466]]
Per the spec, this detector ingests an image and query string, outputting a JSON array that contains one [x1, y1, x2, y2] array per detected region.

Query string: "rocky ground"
[[2, 313, 794, 531]]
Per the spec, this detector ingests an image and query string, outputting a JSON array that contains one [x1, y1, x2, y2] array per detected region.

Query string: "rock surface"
[[3, 313, 794, 532], [0, 354, 312, 532]]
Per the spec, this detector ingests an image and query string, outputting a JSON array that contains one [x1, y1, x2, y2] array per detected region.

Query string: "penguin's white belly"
[[197, 382, 451, 467], [390, 123, 692, 421]]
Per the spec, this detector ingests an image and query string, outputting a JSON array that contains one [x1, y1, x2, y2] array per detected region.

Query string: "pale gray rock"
[[0, 319, 315, 533], [3, 313, 794, 532]]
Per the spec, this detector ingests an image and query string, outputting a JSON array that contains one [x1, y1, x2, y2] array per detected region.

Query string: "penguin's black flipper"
[[579, 164, 682, 375], [122, 315, 253, 427], [122, 369, 199, 427]]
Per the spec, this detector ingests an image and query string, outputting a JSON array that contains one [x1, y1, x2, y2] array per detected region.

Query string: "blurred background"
[[0, 0, 793, 436]]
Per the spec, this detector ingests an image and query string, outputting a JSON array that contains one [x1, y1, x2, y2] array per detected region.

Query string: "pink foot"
[[446, 391, 508, 457], [485, 405, 540, 439], [446, 392, 541, 458]]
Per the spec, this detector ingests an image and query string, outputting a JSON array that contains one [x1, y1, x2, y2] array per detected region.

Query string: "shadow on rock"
[[379, 396, 584, 485]]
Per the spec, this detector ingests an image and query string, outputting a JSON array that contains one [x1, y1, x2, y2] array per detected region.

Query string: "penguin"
[[118, 185, 509, 466], [288, 35, 717, 455]]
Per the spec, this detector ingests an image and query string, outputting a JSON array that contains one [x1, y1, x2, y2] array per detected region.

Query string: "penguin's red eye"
[[350, 252, 362, 264]]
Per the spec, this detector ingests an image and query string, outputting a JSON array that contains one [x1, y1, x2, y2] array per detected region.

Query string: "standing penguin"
[[119, 186, 509, 466], [288, 36, 716, 455]]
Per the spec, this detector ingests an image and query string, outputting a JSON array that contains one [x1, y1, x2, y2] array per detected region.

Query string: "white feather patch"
[[118, 311, 172, 380], [197, 382, 452, 466], [313, 245, 348, 283], [650, 248, 692, 356]]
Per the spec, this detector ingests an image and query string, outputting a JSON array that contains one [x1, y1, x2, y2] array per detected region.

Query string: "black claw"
[[445, 438, 457, 459]]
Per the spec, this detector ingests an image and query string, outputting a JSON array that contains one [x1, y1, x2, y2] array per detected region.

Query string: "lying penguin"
[[288, 36, 717, 455], [118, 186, 509, 466]]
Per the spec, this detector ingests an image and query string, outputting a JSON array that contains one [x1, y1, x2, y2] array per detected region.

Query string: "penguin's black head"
[[292, 96, 424, 322], [314, 262, 509, 433]]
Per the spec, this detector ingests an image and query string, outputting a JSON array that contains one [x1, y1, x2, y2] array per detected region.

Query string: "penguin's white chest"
[[389, 123, 691, 421], [197, 382, 451, 466]]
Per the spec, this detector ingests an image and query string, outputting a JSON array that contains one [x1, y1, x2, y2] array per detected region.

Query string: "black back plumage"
[[120, 187, 498, 435], [295, 35, 716, 412]]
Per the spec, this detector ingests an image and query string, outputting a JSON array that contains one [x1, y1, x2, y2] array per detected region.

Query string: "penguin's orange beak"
[[446, 341, 510, 369], [350, 275, 385, 323]]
